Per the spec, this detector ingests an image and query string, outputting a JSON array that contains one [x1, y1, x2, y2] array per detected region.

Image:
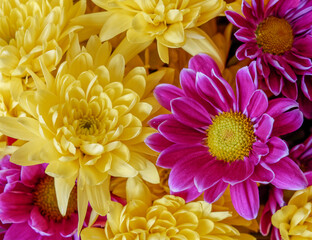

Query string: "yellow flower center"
[[33, 175, 77, 222], [256, 16, 294, 55], [77, 117, 100, 136], [206, 111, 256, 163]]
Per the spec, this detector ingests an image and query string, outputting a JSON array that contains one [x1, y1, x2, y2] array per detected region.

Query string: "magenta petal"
[[0, 192, 33, 223], [157, 144, 208, 168], [194, 159, 227, 192], [301, 75, 312, 101], [259, 202, 272, 236], [223, 159, 254, 184], [225, 10, 255, 29], [254, 114, 274, 142], [282, 80, 298, 100], [250, 162, 275, 183], [293, 35, 312, 58], [263, 137, 289, 164], [28, 207, 53, 235], [171, 97, 212, 128], [154, 84, 184, 111], [188, 53, 222, 78], [270, 157, 308, 190], [4, 223, 40, 240], [236, 66, 257, 112], [171, 185, 202, 202], [145, 133, 173, 152], [158, 119, 205, 144], [169, 152, 208, 192], [203, 180, 228, 203], [266, 98, 299, 117], [21, 165, 45, 186], [58, 214, 78, 237], [271, 109, 303, 136], [252, 141, 269, 157], [246, 90, 268, 120], [148, 114, 174, 129], [230, 179, 259, 220]]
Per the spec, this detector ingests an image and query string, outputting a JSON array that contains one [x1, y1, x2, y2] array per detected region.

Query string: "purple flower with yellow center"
[[0, 156, 78, 240], [146, 53, 307, 220], [225, 0, 312, 99]]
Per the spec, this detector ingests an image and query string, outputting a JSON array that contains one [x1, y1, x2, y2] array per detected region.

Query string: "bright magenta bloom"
[[0, 156, 78, 240], [146, 53, 307, 220], [226, 0, 312, 100]]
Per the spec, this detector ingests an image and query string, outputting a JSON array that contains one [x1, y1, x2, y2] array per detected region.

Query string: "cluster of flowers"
[[0, 0, 311, 239]]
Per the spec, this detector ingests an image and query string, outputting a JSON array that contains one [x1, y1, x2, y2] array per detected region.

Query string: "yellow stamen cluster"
[[256, 16, 294, 55], [33, 176, 77, 222], [206, 111, 255, 163]]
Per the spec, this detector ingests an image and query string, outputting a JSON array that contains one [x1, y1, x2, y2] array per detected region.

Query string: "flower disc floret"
[[207, 111, 256, 162]]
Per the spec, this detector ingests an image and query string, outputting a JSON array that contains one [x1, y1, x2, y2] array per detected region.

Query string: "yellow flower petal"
[[55, 176, 76, 216], [81, 227, 106, 240]]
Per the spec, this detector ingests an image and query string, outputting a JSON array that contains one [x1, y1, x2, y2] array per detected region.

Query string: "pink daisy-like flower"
[[0, 156, 78, 240], [298, 73, 312, 119], [145, 53, 307, 220], [225, 0, 312, 100], [260, 187, 284, 240]]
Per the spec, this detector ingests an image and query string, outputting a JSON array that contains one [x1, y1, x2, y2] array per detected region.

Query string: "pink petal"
[[148, 114, 174, 129], [188, 53, 222, 78], [145, 133, 173, 152], [230, 179, 259, 220], [196, 72, 235, 112], [259, 202, 272, 236], [262, 137, 289, 164], [21, 165, 45, 187], [194, 159, 227, 192], [154, 84, 184, 111], [4, 223, 40, 240], [270, 157, 308, 190], [28, 207, 53, 235], [203, 180, 228, 203], [250, 162, 275, 183], [301, 74, 312, 101], [281, 80, 298, 100], [169, 153, 208, 192], [236, 66, 257, 112], [158, 119, 205, 144], [252, 141, 269, 157], [223, 159, 254, 184], [225, 10, 255, 29], [271, 109, 303, 136], [246, 90, 268, 120], [171, 97, 212, 128], [254, 114, 274, 142], [171, 185, 202, 202], [157, 144, 208, 168]]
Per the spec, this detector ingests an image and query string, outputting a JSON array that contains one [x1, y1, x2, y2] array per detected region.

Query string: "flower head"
[[272, 186, 312, 240], [0, 156, 78, 240], [81, 194, 256, 240], [226, 0, 312, 99], [146, 53, 307, 220], [0, 34, 170, 229]]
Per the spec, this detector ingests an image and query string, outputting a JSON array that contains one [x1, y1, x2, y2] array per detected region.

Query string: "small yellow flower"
[[0, 34, 173, 231], [272, 186, 312, 240], [0, 0, 85, 100], [81, 194, 256, 240], [73, 0, 226, 68]]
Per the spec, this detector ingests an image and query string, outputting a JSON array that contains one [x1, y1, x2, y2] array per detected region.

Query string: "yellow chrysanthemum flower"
[[73, 0, 226, 69], [272, 186, 312, 240], [0, 0, 85, 99], [81, 194, 256, 240], [0, 34, 174, 231]]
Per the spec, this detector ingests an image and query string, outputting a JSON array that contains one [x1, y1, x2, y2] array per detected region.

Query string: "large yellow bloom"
[[73, 0, 225, 68], [272, 186, 312, 240], [0, 34, 172, 231], [0, 0, 85, 100], [81, 194, 256, 240]]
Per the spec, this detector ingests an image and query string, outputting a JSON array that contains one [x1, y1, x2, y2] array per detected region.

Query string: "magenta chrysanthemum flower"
[[260, 187, 284, 240], [0, 156, 78, 240], [145, 53, 307, 220], [225, 0, 312, 100]]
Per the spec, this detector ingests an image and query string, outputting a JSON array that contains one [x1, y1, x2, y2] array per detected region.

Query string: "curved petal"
[[236, 66, 257, 112], [145, 133, 173, 152], [28, 207, 53, 235], [21, 165, 45, 186], [194, 159, 228, 192], [154, 84, 184, 111], [188, 53, 222, 78], [157, 144, 208, 168], [262, 137, 289, 164], [196, 72, 235, 112], [225, 10, 255, 29], [246, 90, 268, 120], [270, 157, 308, 190], [203, 180, 228, 203], [169, 152, 208, 192], [230, 179, 259, 220], [171, 97, 212, 128], [223, 158, 254, 184], [271, 109, 303, 136], [4, 223, 40, 240], [250, 162, 275, 184], [158, 119, 206, 144], [148, 114, 174, 129], [254, 113, 274, 142], [172, 185, 202, 202]]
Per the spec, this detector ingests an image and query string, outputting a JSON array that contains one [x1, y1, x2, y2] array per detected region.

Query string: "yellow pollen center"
[[33, 176, 77, 222], [256, 16, 294, 55], [206, 111, 256, 163], [77, 117, 99, 135]]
